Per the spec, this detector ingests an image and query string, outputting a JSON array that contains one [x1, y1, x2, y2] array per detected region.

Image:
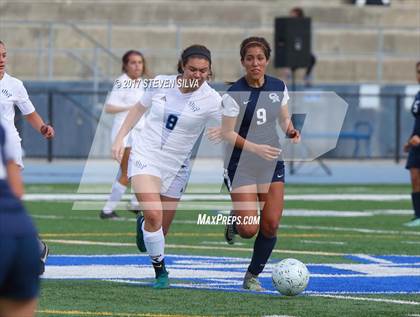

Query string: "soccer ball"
[[272, 258, 310, 296]]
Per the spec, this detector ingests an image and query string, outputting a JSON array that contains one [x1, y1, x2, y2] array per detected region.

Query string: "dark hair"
[[0, 40, 4, 46], [240, 37, 271, 61], [290, 7, 305, 18], [177, 44, 212, 78], [416, 61, 420, 69], [122, 50, 147, 77]]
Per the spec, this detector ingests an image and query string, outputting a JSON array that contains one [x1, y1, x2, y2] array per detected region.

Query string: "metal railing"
[[16, 88, 417, 162]]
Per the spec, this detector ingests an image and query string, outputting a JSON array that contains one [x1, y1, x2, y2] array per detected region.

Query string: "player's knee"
[[237, 225, 258, 239], [260, 222, 279, 238], [144, 218, 162, 232]]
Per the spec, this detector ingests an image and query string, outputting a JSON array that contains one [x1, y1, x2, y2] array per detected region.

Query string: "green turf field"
[[26, 184, 420, 317]]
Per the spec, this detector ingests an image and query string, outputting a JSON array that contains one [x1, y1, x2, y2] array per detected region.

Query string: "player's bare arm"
[[24, 111, 55, 139], [104, 104, 130, 114], [112, 102, 147, 162], [278, 105, 300, 143], [222, 115, 280, 161]]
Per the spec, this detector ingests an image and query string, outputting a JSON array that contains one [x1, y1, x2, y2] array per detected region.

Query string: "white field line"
[[300, 240, 347, 246], [31, 209, 412, 221], [24, 193, 410, 202], [311, 294, 420, 306], [43, 239, 344, 256], [200, 241, 246, 246], [403, 241, 420, 245], [281, 224, 420, 236], [350, 254, 394, 264]]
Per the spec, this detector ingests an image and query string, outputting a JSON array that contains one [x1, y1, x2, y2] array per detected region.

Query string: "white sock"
[[103, 181, 127, 213], [143, 226, 165, 263]]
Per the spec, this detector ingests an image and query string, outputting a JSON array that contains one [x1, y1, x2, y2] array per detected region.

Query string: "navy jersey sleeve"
[[411, 91, 420, 136]]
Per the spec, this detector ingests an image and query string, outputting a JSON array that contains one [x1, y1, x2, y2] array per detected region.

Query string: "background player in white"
[[0, 40, 54, 274], [112, 45, 221, 289], [101, 50, 148, 219]]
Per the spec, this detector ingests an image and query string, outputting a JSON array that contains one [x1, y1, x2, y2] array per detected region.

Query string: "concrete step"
[[1, 1, 419, 28]]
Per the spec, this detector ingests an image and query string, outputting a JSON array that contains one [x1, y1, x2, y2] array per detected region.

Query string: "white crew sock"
[[143, 226, 165, 263], [103, 181, 127, 214]]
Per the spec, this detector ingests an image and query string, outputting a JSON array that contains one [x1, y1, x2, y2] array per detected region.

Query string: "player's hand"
[[40, 124, 55, 139], [112, 139, 124, 163], [287, 128, 301, 144], [409, 135, 420, 147], [206, 127, 223, 144], [253, 144, 281, 161]]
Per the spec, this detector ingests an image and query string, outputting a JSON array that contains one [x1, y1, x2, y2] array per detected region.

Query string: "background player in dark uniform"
[[0, 124, 40, 317], [403, 61, 420, 227], [222, 37, 300, 291]]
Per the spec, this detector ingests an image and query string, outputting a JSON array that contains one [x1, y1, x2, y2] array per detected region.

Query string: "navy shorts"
[[0, 235, 40, 300], [406, 146, 420, 169], [224, 161, 285, 191]]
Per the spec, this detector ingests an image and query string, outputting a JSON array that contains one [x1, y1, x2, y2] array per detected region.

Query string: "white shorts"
[[128, 153, 190, 199], [8, 139, 24, 169]]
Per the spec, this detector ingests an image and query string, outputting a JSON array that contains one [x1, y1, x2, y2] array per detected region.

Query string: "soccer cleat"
[[99, 210, 120, 220], [153, 271, 169, 289], [136, 215, 147, 252], [39, 240, 49, 275], [243, 271, 265, 291], [224, 210, 236, 245], [403, 217, 420, 227]]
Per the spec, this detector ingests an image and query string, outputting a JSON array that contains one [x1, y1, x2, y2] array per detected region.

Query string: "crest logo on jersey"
[[1, 89, 12, 98], [188, 101, 200, 112], [269, 93, 280, 103]]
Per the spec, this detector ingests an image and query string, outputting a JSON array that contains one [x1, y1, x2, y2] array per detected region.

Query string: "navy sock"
[[412, 192, 420, 218], [247, 231, 277, 276]]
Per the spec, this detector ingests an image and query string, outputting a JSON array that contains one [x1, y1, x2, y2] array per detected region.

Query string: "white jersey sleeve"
[[208, 92, 223, 123], [106, 80, 126, 107], [139, 75, 169, 109], [281, 85, 290, 106], [15, 80, 35, 115], [221, 93, 240, 117]]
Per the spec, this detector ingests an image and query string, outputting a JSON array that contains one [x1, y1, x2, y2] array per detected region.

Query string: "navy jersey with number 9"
[[222, 75, 289, 168]]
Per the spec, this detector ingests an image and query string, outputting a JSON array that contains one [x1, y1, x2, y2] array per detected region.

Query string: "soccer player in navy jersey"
[[403, 61, 420, 227], [222, 37, 300, 291], [0, 124, 40, 317]]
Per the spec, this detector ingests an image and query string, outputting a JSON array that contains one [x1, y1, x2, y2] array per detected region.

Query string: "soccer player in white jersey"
[[112, 45, 221, 288], [101, 50, 148, 219], [0, 40, 53, 274]]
